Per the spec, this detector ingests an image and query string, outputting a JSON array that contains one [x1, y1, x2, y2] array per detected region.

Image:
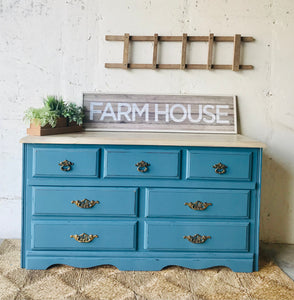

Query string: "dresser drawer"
[[145, 188, 250, 218], [32, 146, 99, 177], [144, 221, 249, 251], [32, 186, 138, 216], [32, 221, 137, 250], [186, 149, 252, 181], [104, 148, 181, 179]]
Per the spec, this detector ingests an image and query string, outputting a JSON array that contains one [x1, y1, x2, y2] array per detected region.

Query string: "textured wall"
[[0, 0, 293, 243]]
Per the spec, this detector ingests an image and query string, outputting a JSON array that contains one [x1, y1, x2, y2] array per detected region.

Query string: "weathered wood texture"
[[181, 33, 187, 69], [233, 34, 241, 71], [123, 33, 130, 69], [207, 33, 214, 70], [105, 35, 254, 42], [152, 33, 158, 69], [27, 117, 83, 136], [83, 94, 237, 134], [105, 34, 254, 71]]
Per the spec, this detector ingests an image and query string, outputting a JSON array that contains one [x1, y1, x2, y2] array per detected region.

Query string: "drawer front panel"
[[146, 188, 250, 218], [32, 187, 138, 216], [32, 147, 99, 177], [32, 221, 137, 250], [186, 150, 252, 181], [104, 148, 181, 179], [145, 221, 249, 251]]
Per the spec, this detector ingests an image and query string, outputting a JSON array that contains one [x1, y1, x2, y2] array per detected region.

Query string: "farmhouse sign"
[[83, 94, 237, 133]]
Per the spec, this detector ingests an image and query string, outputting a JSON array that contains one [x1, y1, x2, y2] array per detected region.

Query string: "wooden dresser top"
[[20, 132, 266, 148]]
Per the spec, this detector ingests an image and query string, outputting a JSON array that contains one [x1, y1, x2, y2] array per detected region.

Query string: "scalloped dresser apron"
[[20, 132, 265, 272]]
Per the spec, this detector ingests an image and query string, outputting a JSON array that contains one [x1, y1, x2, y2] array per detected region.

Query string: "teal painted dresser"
[[20, 132, 265, 272]]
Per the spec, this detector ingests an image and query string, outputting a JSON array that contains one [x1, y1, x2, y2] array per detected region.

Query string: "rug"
[[0, 240, 294, 300]]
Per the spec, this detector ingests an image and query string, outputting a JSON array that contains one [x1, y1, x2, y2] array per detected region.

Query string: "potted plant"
[[24, 96, 84, 136]]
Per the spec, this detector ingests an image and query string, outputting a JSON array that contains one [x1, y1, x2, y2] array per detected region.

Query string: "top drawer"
[[104, 148, 181, 179], [186, 149, 253, 181], [32, 146, 99, 178]]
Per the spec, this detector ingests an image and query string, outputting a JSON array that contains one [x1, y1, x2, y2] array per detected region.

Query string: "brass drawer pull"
[[70, 233, 98, 243], [71, 199, 100, 209], [213, 162, 227, 174], [135, 160, 150, 173], [59, 160, 74, 172], [185, 201, 212, 211], [184, 234, 211, 244]]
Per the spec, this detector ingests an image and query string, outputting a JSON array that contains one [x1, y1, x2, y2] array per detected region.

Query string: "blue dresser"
[[21, 132, 264, 272]]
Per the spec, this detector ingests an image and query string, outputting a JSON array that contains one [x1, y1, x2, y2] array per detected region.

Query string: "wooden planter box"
[[27, 117, 83, 136]]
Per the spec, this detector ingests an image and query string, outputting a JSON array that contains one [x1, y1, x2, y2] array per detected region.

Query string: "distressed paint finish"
[[22, 142, 262, 272], [0, 0, 294, 244]]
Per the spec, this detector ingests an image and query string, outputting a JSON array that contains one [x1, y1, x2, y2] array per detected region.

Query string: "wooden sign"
[[83, 94, 237, 134]]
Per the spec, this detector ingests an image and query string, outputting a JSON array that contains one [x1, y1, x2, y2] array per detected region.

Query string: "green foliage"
[[43, 96, 65, 116], [23, 107, 59, 127], [23, 96, 84, 128], [62, 102, 84, 126]]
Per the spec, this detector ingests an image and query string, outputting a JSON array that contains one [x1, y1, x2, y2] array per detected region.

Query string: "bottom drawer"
[[144, 221, 249, 251], [32, 221, 137, 251]]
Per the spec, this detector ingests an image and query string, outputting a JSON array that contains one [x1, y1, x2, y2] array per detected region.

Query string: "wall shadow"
[[260, 152, 291, 243]]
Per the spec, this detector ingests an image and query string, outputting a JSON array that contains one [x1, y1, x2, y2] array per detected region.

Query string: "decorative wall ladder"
[[105, 33, 254, 71]]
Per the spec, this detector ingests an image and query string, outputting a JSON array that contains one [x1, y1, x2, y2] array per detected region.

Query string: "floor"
[[261, 242, 294, 280], [0, 239, 293, 280]]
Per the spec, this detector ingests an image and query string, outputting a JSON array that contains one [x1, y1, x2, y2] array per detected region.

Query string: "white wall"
[[0, 0, 294, 243]]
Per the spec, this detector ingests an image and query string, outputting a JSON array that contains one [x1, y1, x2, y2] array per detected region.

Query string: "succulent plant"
[[62, 102, 84, 126], [24, 96, 84, 128]]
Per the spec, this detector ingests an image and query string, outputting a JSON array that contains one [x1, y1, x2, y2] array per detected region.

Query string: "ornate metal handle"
[[135, 160, 150, 173], [213, 162, 227, 174], [185, 201, 212, 211], [59, 160, 74, 172], [70, 233, 98, 243], [184, 234, 211, 244], [71, 199, 100, 209]]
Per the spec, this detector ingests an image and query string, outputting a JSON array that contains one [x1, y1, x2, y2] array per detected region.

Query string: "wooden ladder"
[[105, 33, 254, 71]]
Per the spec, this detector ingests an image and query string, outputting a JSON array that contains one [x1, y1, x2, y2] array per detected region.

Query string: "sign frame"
[[83, 93, 237, 134]]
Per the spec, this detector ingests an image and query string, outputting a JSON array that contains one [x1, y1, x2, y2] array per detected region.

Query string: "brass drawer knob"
[[70, 233, 98, 243], [135, 160, 150, 173], [213, 162, 227, 174], [184, 234, 211, 244], [71, 199, 100, 209], [185, 201, 212, 211], [59, 160, 74, 172]]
